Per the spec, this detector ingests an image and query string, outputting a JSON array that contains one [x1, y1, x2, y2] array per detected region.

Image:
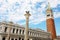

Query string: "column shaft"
[[25, 18, 29, 40], [24, 11, 31, 40]]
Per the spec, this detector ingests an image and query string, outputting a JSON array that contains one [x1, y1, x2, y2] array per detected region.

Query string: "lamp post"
[[24, 11, 31, 40]]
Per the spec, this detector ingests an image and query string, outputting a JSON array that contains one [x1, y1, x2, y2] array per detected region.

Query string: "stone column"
[[24, 11, 31, 40], [15, 28, 16, 34], [10, 37, 11, 40], [6, 26, 11, 40], [18, 29, 20, 34], [0, 35, 2, 40], [21, 30, 22, 35], [30, 38, 33, 40], [21, 38, 22, 40], [29, 32, 30, 36], [1, 24, 5, 33], [14, 38, 15, 40], [11, 28, 13, 33], [6, 22, 13, 40]]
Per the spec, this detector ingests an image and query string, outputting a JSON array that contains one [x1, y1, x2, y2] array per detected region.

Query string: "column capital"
[[24, 11, 31, 18]]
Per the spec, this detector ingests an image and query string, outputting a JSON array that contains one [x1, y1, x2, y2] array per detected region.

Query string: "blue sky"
[[0, 0, 60, 36]]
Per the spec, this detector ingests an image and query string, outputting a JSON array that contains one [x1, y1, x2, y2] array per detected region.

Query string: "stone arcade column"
[[6, 22, 13, 40], [24, 11, 31, 40], [0, 35, 2, 40]]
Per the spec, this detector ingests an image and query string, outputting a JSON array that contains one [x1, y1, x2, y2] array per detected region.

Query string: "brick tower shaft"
[[46, 3, 56, 40], [46, 18, 56, 39]]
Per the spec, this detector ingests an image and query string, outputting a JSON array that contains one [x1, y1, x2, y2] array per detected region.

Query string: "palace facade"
[[0, 21, 51, 40]]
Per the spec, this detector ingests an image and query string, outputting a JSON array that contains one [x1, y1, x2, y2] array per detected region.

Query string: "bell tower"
[[46, 3, 56, 40]]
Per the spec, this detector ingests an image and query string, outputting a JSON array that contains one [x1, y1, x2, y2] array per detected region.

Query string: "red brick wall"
[[46, 18, 56, 40]]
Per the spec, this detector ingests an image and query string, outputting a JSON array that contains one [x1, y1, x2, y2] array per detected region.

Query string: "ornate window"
[[20, 29, 21, 34], [4, 27, 7, 32], [16, 29, 18, 33], [22, 30, 24, 34], [47, 14, 50, 16], [12, 28, 15, 33]]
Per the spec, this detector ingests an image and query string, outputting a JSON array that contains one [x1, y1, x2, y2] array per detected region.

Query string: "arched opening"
[[11, 38, 14, 40], [22, 39, 24, 40], [19, 37, 21, 40], [15, 39, 17, 40], [12, 28, 15, 33], [2, 37, 5, 40], [4, 27, 7, 32]]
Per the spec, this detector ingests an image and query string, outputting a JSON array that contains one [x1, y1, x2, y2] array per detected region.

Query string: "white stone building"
[[0, 21, 51, 40]]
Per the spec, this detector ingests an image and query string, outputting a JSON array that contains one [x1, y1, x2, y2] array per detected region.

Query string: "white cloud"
[[58, 0, 60, 4], [29, 13, 46, 24], [7, 13, 25, 22], [0, 0, 60, 25], [29, 11, 60, 24], [47, 0, 60, 8], [31, 0, 45, 4], [54, 12, 60, 18]]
